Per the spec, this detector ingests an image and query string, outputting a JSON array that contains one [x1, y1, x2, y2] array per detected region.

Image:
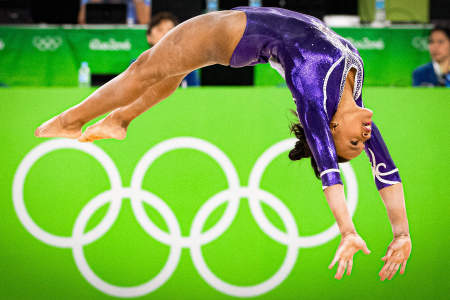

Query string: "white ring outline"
[[12, 139, 122, 248], [190, 187, 299, 298], [13, 137, 358, 298], [130, 137, 241, 248], [248, 138, 357, 248], [72, 188, 182, 298]]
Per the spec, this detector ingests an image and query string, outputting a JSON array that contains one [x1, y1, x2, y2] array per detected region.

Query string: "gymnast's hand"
[[328, 232, 371, 280], [379, 235, 411, 281]]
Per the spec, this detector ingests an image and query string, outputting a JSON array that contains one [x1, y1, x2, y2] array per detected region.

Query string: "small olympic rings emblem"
[[411, 36, 429, 52], [32, 36, 62, 51], [13, 137, 357, 298]]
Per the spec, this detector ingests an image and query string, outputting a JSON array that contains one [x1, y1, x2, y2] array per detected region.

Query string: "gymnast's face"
[[330, 107, 373, 160]]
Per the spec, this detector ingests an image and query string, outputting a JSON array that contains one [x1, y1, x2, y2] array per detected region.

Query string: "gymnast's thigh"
[[132, 11, 247, 82]]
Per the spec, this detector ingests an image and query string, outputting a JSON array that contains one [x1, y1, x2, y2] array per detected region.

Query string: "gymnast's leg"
[[77, 73, 186, 142], [35, 10, 246, 139]]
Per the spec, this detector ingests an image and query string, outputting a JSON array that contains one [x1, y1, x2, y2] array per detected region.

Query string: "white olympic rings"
[[13, 137, 358, 298], [32, 36, 62, 51]]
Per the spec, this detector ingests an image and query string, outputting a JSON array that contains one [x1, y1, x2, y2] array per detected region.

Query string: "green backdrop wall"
[[0, 25, 431, 87], [0, 26, 148, 86], [1, 87, 449, 299]]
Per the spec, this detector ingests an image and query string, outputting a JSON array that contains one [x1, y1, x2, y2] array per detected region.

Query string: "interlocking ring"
[[13, 137, 358, 298], [32, 36, 62, 51]]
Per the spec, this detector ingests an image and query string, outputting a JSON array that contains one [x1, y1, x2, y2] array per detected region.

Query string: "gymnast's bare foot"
[[35, 114, 82, 139], [78, 113, 128, 143]]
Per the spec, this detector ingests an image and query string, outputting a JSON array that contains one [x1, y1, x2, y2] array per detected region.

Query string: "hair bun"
[[288, 140, 311, 160], [289, 117, 321, 179]]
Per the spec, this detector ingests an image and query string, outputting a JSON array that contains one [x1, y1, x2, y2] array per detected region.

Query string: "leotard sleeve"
[[286, 63, 343, 190], [363, 122, 401, 190], [353, 87, 402, 190]]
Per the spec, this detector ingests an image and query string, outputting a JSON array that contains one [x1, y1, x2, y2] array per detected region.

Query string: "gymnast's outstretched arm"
[[324, 185, 371, 279], [286, 72, 371, 280], [378, 184, 411, 280], [361, 121, 411, 280]]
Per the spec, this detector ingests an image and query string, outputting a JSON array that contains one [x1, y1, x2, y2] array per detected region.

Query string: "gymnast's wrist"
[[341, 229, 357, 238], [338, 222, 356, 237], [393, 232, 410, 239], [392, 223, 410, 239]]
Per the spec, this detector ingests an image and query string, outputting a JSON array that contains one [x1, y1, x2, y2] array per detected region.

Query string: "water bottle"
[[126, 0, 134, 25], [375, 0, 386, 21], [372, 0, 387, 27], [78, 61, 91, 88], [207, 0, 218, 12], [249, 0, 261, 7]]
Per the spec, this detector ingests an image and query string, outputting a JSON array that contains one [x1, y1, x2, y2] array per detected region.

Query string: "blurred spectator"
[[78, 0, 151, 25], [145, 12, 200, 87], [412, 27, 450, 87], [146, 12, 178, 46]]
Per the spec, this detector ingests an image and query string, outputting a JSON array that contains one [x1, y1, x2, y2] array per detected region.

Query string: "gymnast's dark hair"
[[288, 110, 349, 179]]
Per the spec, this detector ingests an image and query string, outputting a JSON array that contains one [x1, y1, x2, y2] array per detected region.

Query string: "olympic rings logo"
[[411, 36, 429, 52], [13, 137, 358, 298], [32, 36, 62, 51]]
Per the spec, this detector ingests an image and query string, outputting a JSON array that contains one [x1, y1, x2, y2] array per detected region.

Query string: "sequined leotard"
[[229, 6, 401, 190]]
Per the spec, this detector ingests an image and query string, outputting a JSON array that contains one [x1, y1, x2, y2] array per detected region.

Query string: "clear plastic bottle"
[[372, 0, 389, 27], [249, 0, 261, 7], [207, 0, 218, 12], [78, 61, 91, 88], [375, 0, 386, 22]]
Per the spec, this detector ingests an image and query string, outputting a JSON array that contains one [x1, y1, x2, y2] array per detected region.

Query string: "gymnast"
[[35, 6, 411, 281]]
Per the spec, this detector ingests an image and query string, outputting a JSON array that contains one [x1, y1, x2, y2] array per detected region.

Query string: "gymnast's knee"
[[129, 50, 167, 87]]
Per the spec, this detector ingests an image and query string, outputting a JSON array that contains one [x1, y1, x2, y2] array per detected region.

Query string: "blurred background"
[[0, 0, 449, 87], [0, 1, 449, 300]]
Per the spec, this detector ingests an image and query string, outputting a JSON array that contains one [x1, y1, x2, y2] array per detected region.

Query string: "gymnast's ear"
[[330, 122, 339, 132]]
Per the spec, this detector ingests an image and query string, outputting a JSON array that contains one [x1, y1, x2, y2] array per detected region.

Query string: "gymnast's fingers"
[[329, 255, 339, 269], [379, 262, 392, 280], [335, 260, 346, 280], [388, 264, 400, 280], [400, 260, 408, 274], [347, 258, 353, 276]]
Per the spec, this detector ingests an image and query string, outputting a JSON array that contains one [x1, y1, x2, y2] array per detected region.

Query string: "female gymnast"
[[35, 6, 411, 281]]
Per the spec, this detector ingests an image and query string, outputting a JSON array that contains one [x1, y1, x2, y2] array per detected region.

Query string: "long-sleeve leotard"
[[229, 6, 401, 190]]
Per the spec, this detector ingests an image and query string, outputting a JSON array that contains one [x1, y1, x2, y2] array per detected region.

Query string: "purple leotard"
[[229, 7, 401, 190]]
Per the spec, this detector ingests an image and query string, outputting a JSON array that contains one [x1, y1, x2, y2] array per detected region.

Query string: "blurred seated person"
[[412, 27, 450, 87], [145, 12, 200, 87], [78, 0, 151, 25]]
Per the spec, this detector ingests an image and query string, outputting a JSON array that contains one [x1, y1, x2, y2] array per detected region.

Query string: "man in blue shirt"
[[412, 26, 450, 87]]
